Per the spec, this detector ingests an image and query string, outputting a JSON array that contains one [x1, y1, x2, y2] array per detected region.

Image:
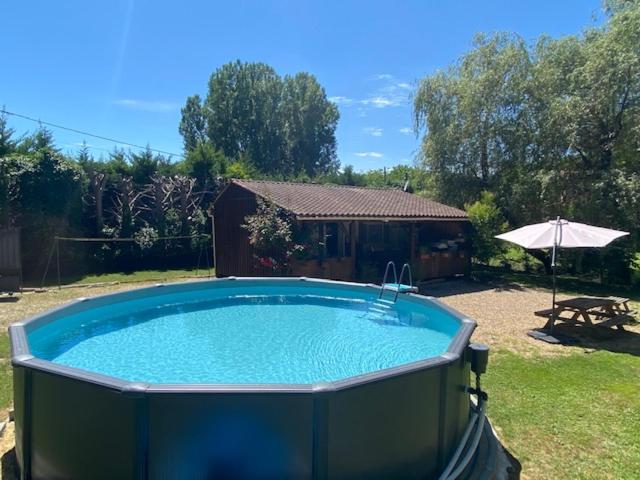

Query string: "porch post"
[[410, 222, 416, 265], [351, 221, 358, 280]]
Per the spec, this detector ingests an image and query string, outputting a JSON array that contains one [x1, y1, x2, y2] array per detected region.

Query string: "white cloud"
[[330, 76, 412, 110], [328, 96, 354, 106], [360, 75, 412, 108], [399, 127, 413, 135], [354, 151, 383, 158], [372, 73, 394, 80], [113, 99, 178, 113], [361, 96, 396, 108], [362, 127, 383, 137]]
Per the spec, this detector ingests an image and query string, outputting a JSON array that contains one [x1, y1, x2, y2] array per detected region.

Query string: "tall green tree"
[[178, 94, 207, 152], [180, 61, 339, 178], [279, 73, 339, 176], [204, 61, 283, 172]]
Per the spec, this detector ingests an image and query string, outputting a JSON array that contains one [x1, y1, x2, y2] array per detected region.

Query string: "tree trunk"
[[480, 137, 489, 184], [529, 249, 552, 275], [89, 172, 106, 234]]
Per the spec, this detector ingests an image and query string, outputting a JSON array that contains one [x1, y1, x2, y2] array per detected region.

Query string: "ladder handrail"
[[379, 261, 398, 299], [394, 263, 414, 302]]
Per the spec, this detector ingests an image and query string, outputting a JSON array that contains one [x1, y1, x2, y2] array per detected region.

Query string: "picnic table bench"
[[535, 296, 636, 331]]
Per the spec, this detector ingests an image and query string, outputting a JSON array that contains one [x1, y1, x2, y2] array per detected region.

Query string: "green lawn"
[[30, 267, 214, 288], [485, 349, 640, 479], [0, 334, 12, 414], [476, 268, 640, 477], [71, 268, 213, 285]]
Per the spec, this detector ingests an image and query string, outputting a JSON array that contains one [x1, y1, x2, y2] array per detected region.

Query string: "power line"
[[0, 108, 184, 159]]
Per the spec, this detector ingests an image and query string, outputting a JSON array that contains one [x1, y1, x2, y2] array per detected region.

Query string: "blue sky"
[[2, 0, 602, 171]]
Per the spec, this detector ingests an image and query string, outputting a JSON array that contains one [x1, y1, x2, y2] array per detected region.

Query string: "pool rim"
[[9, 276, 476, 394]]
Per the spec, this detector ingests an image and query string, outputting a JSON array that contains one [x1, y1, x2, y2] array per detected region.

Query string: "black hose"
[[437, 375, 488, 480]]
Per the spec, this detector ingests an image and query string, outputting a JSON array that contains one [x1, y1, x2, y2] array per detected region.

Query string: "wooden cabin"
[[212, 179, 471, 282]]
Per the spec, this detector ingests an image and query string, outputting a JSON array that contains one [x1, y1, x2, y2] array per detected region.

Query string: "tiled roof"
[[229, 179, 468, 219]]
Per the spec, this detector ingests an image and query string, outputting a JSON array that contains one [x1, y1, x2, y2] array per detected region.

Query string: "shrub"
[[242, 197, 302, 271], [465, 191, 509, 264], [631, 252, 640, 285]]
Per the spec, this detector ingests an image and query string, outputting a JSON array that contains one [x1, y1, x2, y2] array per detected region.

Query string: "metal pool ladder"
[[378, 261, 416, 303]]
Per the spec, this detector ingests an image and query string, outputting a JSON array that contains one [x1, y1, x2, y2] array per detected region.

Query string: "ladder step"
[[377, 299, 394, 305], [369, 307, 389, 314], [372, 302, 391, 309]]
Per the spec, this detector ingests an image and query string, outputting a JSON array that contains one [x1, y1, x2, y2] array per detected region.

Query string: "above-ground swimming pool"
[[11, 278, 483, 479]]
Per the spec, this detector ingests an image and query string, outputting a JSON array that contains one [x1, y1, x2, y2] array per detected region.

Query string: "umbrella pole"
[[549, 216, 560, 333], [550, 262, 556, 332]]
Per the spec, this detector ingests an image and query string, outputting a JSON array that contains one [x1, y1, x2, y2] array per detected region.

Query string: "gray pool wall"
[[10, 277, 475, 480]]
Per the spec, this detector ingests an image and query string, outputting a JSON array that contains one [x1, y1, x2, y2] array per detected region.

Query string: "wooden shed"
[[212, 179, 470, 282]]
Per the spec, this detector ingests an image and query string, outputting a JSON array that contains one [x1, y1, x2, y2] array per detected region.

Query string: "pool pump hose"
[[437, 343, 490, 480]]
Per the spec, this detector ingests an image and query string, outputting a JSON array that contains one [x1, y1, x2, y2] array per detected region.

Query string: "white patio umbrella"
[[495, 217, 629, 327]]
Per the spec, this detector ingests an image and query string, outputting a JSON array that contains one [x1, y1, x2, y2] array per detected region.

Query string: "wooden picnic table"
[[537, 296, 634, 331]]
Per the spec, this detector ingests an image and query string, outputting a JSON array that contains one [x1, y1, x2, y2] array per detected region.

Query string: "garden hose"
[[438, 343, 489, 480]]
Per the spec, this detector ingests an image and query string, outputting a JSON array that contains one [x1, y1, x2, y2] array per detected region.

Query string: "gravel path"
[[426, 280, 640, 357]]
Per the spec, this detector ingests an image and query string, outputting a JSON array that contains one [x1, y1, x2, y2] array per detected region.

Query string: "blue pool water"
[[28, 283, 461, 384]]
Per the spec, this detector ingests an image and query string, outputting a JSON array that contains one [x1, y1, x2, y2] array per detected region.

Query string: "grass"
[[26, 267, 214, 289], [70, 268, 213, 285], [476, 267, 640, 478], [0, 335, 11, 415], [485, 349, 640, 479]]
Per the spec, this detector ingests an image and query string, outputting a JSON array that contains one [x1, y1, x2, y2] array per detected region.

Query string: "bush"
[[631, 252, 640, 285], [241, 197, 302, 271], [465, 191, 509, 264], [496, 246, 544, 273]]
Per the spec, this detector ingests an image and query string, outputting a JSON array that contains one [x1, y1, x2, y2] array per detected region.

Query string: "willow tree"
[[414, 3, 640, 229], [414, 33, 533, 208], [414, 2, 640, 278], [529, 2, 640, 230]]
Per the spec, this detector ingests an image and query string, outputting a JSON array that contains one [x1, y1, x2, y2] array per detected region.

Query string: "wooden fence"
[[0, 227, 21, 293]]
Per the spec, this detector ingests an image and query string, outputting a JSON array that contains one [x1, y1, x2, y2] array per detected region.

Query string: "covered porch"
[[290, 219, 470, 282]]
